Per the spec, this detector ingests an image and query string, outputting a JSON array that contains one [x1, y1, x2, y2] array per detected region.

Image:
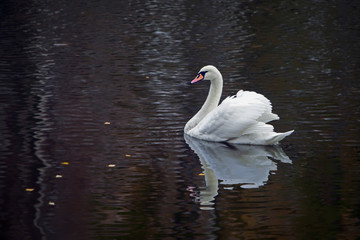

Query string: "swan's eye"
[[199, 71, 207, 77]]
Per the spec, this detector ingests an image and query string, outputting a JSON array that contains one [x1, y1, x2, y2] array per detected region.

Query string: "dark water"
[[1, 0, 359, 239]]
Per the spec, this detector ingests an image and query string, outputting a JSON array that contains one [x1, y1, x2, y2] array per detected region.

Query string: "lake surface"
[[1, 0, 359, 239]]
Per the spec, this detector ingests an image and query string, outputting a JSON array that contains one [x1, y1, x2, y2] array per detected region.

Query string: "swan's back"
[[187, 90, 293, 145]]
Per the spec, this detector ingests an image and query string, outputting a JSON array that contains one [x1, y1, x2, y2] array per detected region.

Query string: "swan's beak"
[[191, 73, 204, 84]]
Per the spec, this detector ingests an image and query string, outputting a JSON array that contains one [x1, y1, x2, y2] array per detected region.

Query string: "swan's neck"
[[199, 78, 223, 116], [185, 75, 223, 133]]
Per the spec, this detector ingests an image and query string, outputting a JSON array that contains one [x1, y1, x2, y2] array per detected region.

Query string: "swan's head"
[[191, 65, 222, 84]]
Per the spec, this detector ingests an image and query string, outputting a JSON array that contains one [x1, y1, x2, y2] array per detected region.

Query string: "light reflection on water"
[[0, 0, 359, 239]]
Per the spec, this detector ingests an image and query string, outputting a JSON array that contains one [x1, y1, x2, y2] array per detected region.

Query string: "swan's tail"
[[268, 130, 294, 145]]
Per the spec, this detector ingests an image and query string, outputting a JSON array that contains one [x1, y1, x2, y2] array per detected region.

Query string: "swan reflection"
[[184, 135, 292, 209]]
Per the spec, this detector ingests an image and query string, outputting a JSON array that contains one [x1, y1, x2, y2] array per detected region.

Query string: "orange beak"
[[191, 73, 204, 84]]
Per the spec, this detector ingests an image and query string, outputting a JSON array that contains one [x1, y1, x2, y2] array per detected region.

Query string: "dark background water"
[[1, 0, 359, 239]]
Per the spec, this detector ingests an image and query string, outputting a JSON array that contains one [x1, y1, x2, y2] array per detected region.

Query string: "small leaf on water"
[[108, 164, 116, 167], [48, 201, 55, 206], [125, 154, 131, 157], [55, 175, 63, 178], [61, 162, 69, 165], [25, 188, 34, 192], [198, 173, 205, 176], [104, 122, 111, 125]]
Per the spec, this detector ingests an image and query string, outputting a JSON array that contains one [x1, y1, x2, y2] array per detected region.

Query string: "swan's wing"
[[188, 90, 277, 142], [237, 90, 279, 123]]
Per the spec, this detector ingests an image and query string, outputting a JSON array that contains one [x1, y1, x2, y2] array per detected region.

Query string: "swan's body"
[[184, 65, 294, 145]]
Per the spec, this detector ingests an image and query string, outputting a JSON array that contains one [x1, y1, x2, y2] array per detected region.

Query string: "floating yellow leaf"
[[25, 188, 34, 192], [61, 162, 69, 165], [199, 173, 205, 176], [104, 122, 111, 125], [125, 154, 131, 157], [48, 201, 55, 206], [146, 76, 150, 79], [55, 175, 63, 178], [108, 164, 116, 167]]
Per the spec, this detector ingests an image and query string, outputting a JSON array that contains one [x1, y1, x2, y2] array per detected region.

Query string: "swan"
[[184, 65, 294, 145]]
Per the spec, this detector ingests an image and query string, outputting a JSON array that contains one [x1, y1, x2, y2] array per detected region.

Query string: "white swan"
[[184, 65, 294, 145]]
